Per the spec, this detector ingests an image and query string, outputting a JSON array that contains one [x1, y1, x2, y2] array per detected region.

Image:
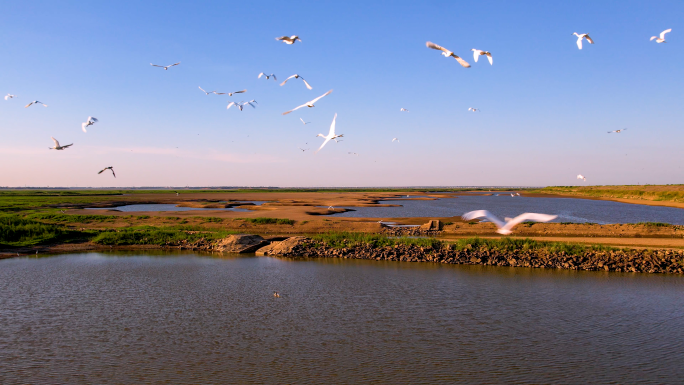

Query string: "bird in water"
[[462, 210, 557, 235], [425, 41, 471, 68], [275, 35, 301, 45], [572, 33, 594, 49], [98, 166, 116, 178]]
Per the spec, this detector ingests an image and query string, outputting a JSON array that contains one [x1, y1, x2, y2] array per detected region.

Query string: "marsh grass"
[[91, 226, 238, 246], [26, 213, 122, 223], [311, 232, 614, 256], [533, 185, 684, 203], [0, 215, 86, 246], [238, 217, 295, 225]]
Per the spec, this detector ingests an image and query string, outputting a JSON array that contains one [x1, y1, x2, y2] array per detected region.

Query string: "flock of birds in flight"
[[3, 29, 672, 195]]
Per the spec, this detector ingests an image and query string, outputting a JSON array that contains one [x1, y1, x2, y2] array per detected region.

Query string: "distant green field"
[[531, 185, 684, 203]]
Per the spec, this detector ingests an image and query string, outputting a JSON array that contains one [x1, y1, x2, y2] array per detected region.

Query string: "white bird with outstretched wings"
[[283, 90, 333, 115], [462, 210, 557, 235], [280, 74, 312, 90], [150, 62, 180, 70], [650, 29, 671, 43], [316, 113, 343, 153], [426, 41, 471, 68], [573, 33, 594, 49]]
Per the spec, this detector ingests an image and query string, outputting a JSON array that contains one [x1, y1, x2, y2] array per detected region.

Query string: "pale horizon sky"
[[1, 1, 683, 188]]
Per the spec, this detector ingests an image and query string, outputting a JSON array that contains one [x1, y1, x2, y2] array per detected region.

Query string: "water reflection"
[[333, 195, 684, 225], [0, 253, 682, 384]]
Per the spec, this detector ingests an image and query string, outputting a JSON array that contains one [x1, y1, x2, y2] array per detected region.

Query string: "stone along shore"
[[247, 236, 684, 274]]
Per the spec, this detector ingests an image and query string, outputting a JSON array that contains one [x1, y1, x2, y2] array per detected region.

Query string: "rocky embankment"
[[258, 237, 684, 274]]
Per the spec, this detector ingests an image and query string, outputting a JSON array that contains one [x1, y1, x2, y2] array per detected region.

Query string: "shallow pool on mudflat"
[[334, 195, 684, 225], [1, 253, 683, 384]]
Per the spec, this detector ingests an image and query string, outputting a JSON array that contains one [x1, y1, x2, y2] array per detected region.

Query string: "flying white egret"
[[392, 138, 399, 143], [462, 210, 557, 235], [650, 29, 672, 43], [283, 90, 333, 115], [280, 74, 312, 90], [316, 113, 343, 153], [227, 89, 246, 96], [49, 137, 73, 150], [298, 147, 309, 152], [241, 100, 258, 109], [426, 41, 471, 68], [400, 108, 409, 112], [348, 152, 358, 156], [300, 118, 310, 125], [150, 62, 180, 70], [468, 107, 480, 112], [276, 35, 301, 44], [25, 101, 47, 108], [81, 117, 99, 133], [98, 166, 116, 178], [577, 174, 586, 181], [608, 129, 627, 134], [573, 33, 594, 49], [227, 101, 240, 110], [4, 94, 16, 100], [471, 49, 493, 65], [258, 72, 277, 81], [198, 86, 226, 95]]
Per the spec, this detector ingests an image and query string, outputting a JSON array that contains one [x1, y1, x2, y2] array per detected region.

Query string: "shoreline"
[[5, 235, 684, 275]]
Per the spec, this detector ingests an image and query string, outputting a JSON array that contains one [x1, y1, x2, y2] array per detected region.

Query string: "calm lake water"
[[85, 202, 267, 212], [1, 253, 683, 384], [334, 195, 684, 225]]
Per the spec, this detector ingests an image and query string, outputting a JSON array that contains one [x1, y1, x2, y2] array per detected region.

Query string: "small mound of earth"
[[214, 234, 269, 253], [256, 237, 309, 256]]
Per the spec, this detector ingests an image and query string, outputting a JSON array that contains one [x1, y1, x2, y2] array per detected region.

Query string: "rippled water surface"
[[85, 202, 266, 212], [334, 195, 684, 225], [1, 253, 683, 384]]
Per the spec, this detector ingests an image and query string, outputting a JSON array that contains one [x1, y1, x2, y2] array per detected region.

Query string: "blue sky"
[[1, 0, 682, 187]]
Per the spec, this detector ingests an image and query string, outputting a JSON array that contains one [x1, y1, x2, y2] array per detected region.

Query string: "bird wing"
[[3, 95, 8, 100], [51, 137, 60, 147], [24, 102, 34, 108], [576, 37, 583, 49], [486, 52, 493, 65], [150, 64, 164, 67], [283, 105, 304, 115], [328, 113, 337, 137], [301, 78, 313, 90], [89, 117, 98, 122], [275, 36, 288, 41], [111, 169, 116, 178], [472, 50, 480, 62], [316, 137, 332, 153], [258, 72, 265, 79], [198, 86, 207, 94], [300, 118, 307, 124], [233, 89, 246, 94], [280, 74, 297, 86], [271, 74, 277, 81], [98, 169, 105, 174], [81, 123, 88, 133], [308, 89, 333, 105], [227, 102, 237, 110], [650, 36, 657, 41], [501, 213, 557, 233], [461, 210, 506, 229], [426, 41, 451, 55], [168, 62, 180, 67], [661, 29, 672, 39], [62, 143, 73, 149], [453, 55, 471, 68], [584, 35, 594, 44]]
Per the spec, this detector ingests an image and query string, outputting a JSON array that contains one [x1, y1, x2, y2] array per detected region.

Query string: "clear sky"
[[1, 0, 682, 187]]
